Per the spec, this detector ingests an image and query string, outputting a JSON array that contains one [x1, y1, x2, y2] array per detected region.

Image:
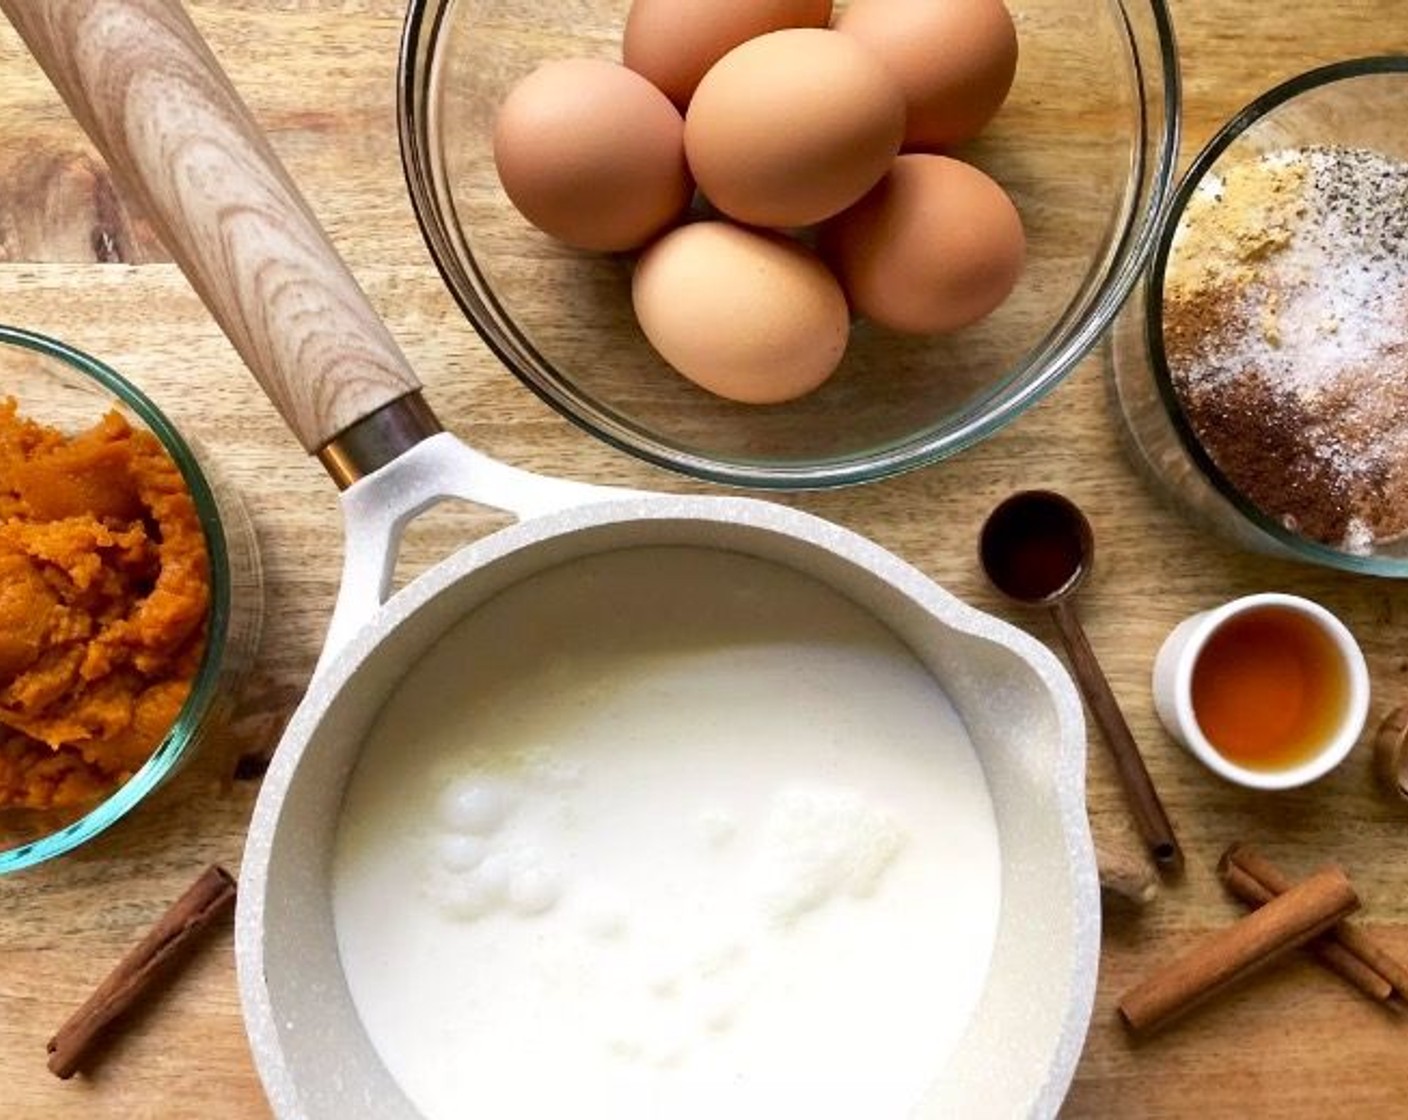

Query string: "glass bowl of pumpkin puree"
[[0, 324, 261, 874]]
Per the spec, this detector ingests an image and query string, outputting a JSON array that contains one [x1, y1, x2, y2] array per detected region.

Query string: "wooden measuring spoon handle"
[[1, 0, 422, 453], [1049, 598, 1183, 872]]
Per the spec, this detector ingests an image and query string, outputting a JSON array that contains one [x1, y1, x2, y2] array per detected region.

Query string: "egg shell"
[[493, 59, 692, 252], [684, 29, 905, 228], [623, 0, 833, 109], [632, 221, 850, 404], [835, 0, 1018, 150], [820, 154, 1025, 334]]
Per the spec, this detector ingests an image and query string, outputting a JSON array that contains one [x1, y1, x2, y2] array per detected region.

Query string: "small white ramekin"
[[1152, 592, 1370, 790]]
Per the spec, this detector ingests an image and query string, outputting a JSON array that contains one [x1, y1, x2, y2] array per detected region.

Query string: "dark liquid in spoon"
[[979, 492, 1088, 603]]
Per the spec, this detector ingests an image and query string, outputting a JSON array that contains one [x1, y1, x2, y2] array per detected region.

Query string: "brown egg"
[[820, 154, 1025, 334], [684, 29, 905, 228], [493, 59, 693, 252], [835, 0, 1018, 150], [633, 221, 849, 403], [623, 0, 833, 109]]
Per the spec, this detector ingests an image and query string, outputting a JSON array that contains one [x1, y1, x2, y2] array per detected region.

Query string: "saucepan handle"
[[1, 0, 423, 457], [6, 0, 638, 671]]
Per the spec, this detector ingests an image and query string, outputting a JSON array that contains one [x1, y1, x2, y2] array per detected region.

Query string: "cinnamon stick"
[[1220, 843, 1408, 1001], [47, 864, 237, 1079], [1117, 864, 1359, 1036], [1219, 860, 1392, 1002]]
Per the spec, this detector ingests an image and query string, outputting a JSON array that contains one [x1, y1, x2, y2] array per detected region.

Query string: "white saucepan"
[[4, 2, 1100, 1116]]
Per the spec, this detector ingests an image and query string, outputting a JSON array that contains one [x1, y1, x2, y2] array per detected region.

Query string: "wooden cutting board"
[[1, 2, 1405, 1117]]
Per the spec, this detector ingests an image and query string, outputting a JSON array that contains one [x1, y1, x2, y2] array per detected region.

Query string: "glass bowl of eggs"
[[399, 0, 1180, 487], [0, 325, 262, 874]]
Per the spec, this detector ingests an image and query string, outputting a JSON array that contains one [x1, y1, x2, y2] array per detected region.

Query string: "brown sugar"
[[1162, 145, 1408, 552], [0, 400, 210, 811]]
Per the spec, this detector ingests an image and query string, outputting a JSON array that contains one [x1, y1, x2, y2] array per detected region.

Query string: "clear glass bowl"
[[1112, 57, 1408, 576], [399, 0, 1180, 488], [0, 326, 263, 873]]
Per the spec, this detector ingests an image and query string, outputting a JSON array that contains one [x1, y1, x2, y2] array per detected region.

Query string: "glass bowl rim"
[[1143, 55, 1408, 577], [396, 0, 1183, 490], [0, 323, 234, 874]]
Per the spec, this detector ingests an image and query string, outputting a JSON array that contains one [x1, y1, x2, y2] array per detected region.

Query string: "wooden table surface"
[[2, 2, 1406, 1117]]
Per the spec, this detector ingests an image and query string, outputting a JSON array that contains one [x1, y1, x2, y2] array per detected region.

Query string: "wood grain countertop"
[[2, 2, 1406, 1117]]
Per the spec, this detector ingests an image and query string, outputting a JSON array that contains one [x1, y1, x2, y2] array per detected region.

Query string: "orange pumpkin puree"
[[0, 398, 210, 811]]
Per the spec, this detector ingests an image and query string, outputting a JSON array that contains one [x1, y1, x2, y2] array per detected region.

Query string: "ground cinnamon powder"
[[0, 399, 210, 811], [1164, 281, 1363, 544]]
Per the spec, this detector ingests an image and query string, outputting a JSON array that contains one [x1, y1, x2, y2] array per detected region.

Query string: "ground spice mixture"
[[1162, 145, 1408, 552], [0, 400, 210, 811]]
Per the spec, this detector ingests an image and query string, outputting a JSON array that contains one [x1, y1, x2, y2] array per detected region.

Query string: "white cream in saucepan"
[[332, 547, 1001, 1120]]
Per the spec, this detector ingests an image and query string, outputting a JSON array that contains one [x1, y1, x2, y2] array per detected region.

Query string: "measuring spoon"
[[980, 490, 1183, 872]]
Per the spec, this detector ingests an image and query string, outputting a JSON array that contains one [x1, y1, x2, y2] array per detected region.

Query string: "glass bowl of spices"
[[1112, 57, 1408, 575], [0, 325, 262, 874]]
